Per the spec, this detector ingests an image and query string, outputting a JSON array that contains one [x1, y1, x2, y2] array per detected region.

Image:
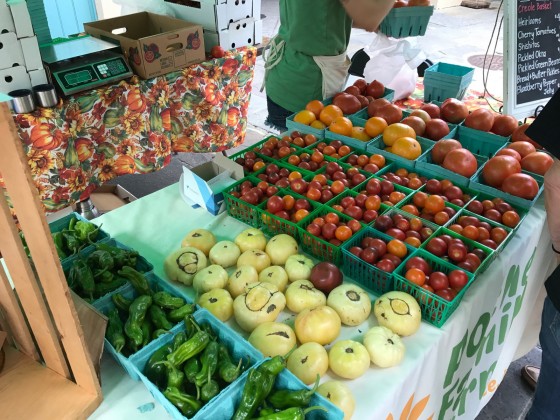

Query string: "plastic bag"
[[363, 33, 426, 100], [113, 0, 172, 16]]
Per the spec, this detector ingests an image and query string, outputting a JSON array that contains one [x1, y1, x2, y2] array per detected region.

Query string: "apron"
[[262, 36, 350, 101]]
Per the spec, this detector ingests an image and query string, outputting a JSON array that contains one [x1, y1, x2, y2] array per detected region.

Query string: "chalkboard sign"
[[504, 0, 560, 118]]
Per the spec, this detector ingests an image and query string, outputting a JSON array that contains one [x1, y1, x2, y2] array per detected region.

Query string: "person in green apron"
[[263, 0, 394, 130]]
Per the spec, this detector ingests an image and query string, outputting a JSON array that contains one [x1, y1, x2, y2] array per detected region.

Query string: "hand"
[[341, 0, 394, 32]]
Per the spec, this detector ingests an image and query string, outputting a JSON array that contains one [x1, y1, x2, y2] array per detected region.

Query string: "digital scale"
[[40, 37, 134, 97]]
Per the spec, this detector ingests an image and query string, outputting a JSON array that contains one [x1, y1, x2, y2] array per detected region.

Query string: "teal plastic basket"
[[423, 82, 470, 102], [393, 248, 475, 327], [469, 168, 544, 211], [202, 358, 344, 420], [448, 125, 509, 158], [286, 114, 326, 139], [133, 310, 264, 420], [424, 62, 475, 88], [96, 272, 195, 381], [415, 149, 488, 187], [325, 124, 372, 151], [379, 6, 434, 38], [366, 135, 436, 167]]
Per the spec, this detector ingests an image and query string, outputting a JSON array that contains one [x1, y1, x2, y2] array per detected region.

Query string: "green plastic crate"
[[279, 147, 337, 174], [325, 188, 392, 225], [298, 207, 365, 264], [395, 192, 463, 229], [468, 191, 528, 233], [415, 149, 488, 188], [424, 62, 475, 87], [223, 176, 266, 227], [453, 208, 514, 255], [259, 191, 322, 238], [340, 226, 415, 294], [366, 135, 436, 167], [469, 168, 544, 211], [420, 227, 495, 275], [448, 125, 509, 158], [286, 113, 326, 139], [393, 248, 475, 327], [379, 6, 434, 38], [423, 83, 469, 102], [325, 125, 372, 151], [352, 176, 415, 209], [382, 207, 440, 248]]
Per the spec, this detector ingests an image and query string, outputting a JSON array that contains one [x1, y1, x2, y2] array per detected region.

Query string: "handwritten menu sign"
[[516, 0, 560, 105]]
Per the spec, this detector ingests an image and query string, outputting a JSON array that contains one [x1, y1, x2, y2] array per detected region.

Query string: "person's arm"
[[340, 0, 395, 32], [545, 158, 560, 261]]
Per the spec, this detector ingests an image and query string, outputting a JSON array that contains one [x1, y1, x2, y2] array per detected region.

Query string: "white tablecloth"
[[89, 183, 553, 420]]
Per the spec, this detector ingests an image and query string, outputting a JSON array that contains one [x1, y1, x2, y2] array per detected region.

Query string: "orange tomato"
[[424, 195, 445, 214], [313, 217, 325, 227], [310, 120, 327, 130], [306, 100, 324, 119], [288, 171, 303, 181], [387, 239, 407, 258], [331, 204, 344, 212], [405, 268, 426, 286], [351, 127, 371, 142], [331, 180, 345, 194], [369, 154, 385, 168], [287, 155, 301, 166], [294, 209, 310, 222], [283, 195, 295, 210], [449, 224, 463, 234], [395, 168, 409, 178], [329, 117, 353, 137], [392, 137, 422, 160], [294, 110, 316, 125], [405, 237, 422, 248], [335, 225, 353, 242], [462, 225, 479, 240], [312, 174, 328, 186], [339, 145, 351, 157], [311, 151, 324, 163], [413, 191, 428, 208], [319, 105, 343, 126], [325, 212, 340, 225], [383, 123, 416, 146], [323, 145, 336, 156], [365, 117, 388, 138], [389, 191, 406, 204], [365, 195, 381, 211], [408, 177, 423, 189], [401, 204, 420, 216], [434, 211, 450, 225], [253, 161, 266, 171]]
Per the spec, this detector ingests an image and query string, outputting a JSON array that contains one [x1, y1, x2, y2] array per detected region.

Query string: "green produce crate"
[[420, 227, 495, 275], [365, 135, 436, 168], [279, 147, 337, 174], [395, 193, 463, 229], [312, 160, 375, 189], [453, 208, 514, 254], [393, 248, 475, 328], [48, 212, 110, 262], [325, 188, 392, 224], [469, 168, 544, 211], [340, 226, 414, 294], [62, 239, 154, 306], [206, 357, 344, 420], [447, 125, 509, 158], [228, 136, 278, 162], [415, 149, 488, 188], [325, 125, 372, 152], [352, 176, 415, 208], [223, 176, 265, 228], [379, 6, 434, 38], [298, 207, 364, 265], [423, 81, 470, 102], [97, 272, 196, 381], [469, 191, 528, 233], [259, 191, 322, 238], [382, 207, 440, 248], [424, 62, 475, 87], [132, 309, 264, 420]]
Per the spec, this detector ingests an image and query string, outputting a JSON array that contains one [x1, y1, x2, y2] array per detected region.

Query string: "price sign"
[[504, 0, 560, 118]]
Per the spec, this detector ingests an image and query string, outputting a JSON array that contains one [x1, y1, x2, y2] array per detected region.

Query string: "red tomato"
[[521, 152, 554, 176], [424, 119, 450, 141], [374, 104, 403, 125], [501, 173, 539, 199], [507, 141, 536, 158], [482, 155, 521, 188], [495, 148, 522, 162], [431, 139, 462, 164], [441, 99, 469, 124], [491, 114, 518, 137], [442, 148, 478, 177], [367, 98, 390, 117], [464, 109, 495, 131]]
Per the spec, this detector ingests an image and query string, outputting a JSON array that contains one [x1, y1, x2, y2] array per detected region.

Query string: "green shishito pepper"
[[253, 406, 327, 420], [74, 220, 100, 243], [69, 259, 95, 299], [149, 305, 173, 330], [157, 360, 185, 389], [183, 357, 201, 384], [141, 318, 153, 348], [166, 330, 210, 368], [94, 277, 126, 297], [145, 342, 174, 388], [118, 266, 152, 296], [63, 231, 81, 255], [112, 293, 133, 312], [163, 387, 202, 418], [218, 343, 243, 383], [124, 295, 152, 350], [96, 243, 139, 269], [88, 249, 114, 271], [168, 303, 196, 323], [153, 291, 185, 310], [194, 340, 219, 387], [106, 308, 125, 353], [172, 332, 188, 351], [52, 232, 67, 259], [232, 350, 295, 420], [268, 374, 321, 409], [200, 378, 220, 402]]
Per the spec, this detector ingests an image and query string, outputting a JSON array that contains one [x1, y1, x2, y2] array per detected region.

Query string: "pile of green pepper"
[[22, 216, 102, 260], [105, 267, 196, 355], [143, 316, 248, 418], [65, 243, 145, 301], [233, 352, 327, 420]]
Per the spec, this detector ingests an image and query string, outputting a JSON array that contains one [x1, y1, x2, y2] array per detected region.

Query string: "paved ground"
[[108, 3, 541, 418]]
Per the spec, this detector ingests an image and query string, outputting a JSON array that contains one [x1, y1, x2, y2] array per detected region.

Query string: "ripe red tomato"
[[448, 270, 469, 291], [367, 98, 390, 117], [431, 139, 462, 164], [424, 119, 450, 141], [442, 148, 478, 177], [374, 104, 403, 125], [333, 93, 361, 115], [521, 152, 554, 176], [507, 141, 536, 158], [491, 114, 518, 137], [366, 80, 385, 98], [482, 155, 521, 188], [464, 109, 495, 132], [441, 99, 469, 124], [495, 148, 522, 162], [420, 103, 441, 119], [501, 173, 539, 199]]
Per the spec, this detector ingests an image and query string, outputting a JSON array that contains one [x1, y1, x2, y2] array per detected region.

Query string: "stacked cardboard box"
[[165, 0, 262, 51], [0, 0, 47, 94]]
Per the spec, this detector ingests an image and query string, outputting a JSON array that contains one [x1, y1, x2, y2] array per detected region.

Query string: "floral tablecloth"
[[2, 47, 256, 213]]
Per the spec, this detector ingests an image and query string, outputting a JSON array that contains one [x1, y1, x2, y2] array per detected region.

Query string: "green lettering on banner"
[[439, 247, 536, 418]]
